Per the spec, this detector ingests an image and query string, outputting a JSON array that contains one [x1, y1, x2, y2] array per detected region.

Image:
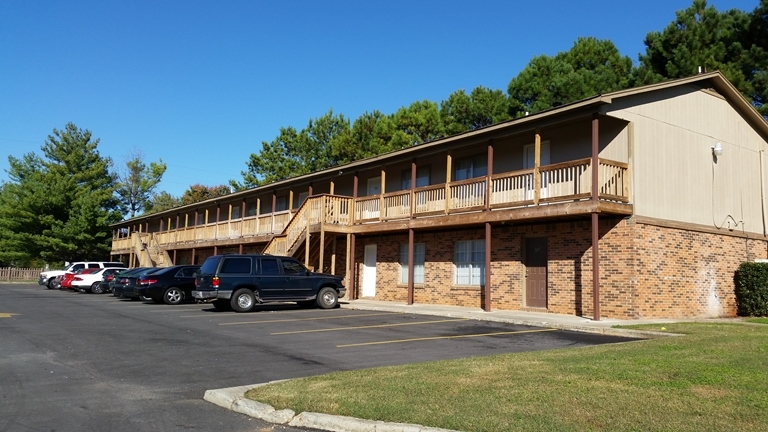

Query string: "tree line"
[[1, 0, 766, 267]]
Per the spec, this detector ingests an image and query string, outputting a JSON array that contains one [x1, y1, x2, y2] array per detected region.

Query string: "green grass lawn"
[[246, 322, 768, 432]]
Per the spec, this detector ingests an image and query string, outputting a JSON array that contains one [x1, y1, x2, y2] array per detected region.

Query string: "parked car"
[[71, 267, 125, 293], [135, 265, 201, 305], [38, 261, 126, 289], [192, 254, 346, 312], [114, 267, 160, 300], [110, 268, 151, 296], [61, 268, 99, 290]]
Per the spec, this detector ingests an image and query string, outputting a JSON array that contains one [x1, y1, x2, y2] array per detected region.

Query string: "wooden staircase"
[[132, 232, 173, 267], [262, 195, 352, 271]]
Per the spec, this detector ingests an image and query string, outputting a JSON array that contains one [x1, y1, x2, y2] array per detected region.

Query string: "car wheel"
[[163, 287, 183, 305], [90, 282, 103, 294], [212, 299, 231, 311], [48, 278, 60, 290], [316, 287, 338, 309], [231, 289, 255, 313]]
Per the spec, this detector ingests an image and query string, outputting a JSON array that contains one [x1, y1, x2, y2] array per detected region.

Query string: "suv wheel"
[[164, 287, 183, 305], [231, 289, 255, 312], [47, 278, 58, 290], [316, 287, 338, 309]]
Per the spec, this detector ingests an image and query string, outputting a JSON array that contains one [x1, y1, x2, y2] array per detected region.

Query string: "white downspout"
[[760, 150, 767, 236]]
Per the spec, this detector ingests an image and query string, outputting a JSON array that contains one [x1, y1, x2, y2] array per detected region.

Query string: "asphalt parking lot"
[[0, 283, 638, 432]]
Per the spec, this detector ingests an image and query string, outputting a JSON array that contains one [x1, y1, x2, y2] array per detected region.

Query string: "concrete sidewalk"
[[204, 299, 736, 432]]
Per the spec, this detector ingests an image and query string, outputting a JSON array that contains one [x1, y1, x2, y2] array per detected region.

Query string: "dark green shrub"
[[735, 262, 768, 316]]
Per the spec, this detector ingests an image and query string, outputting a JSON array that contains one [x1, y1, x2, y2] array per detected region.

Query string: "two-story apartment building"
[[110, 71, 768, 320]]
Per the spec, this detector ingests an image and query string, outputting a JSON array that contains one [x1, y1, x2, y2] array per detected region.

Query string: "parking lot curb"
[[204, 382, 462, 432]]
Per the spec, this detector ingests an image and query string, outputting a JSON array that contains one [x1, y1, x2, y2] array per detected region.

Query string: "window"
[[399, 243, 425, 284], [246, 202, 257, 216], [401, 166, 430, 190], [454, 155, 487, 181], [281, 259, 307, 275], [275, 196, 288, 212], [454, 240, 485, 286], [177, 267, 198, 277], [220, 257, 252, 274], [260, 258, 280, 275], [231, 205, 241, 219]]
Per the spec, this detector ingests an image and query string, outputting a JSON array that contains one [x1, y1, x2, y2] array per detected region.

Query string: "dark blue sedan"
[[136, 265, 200, 305]]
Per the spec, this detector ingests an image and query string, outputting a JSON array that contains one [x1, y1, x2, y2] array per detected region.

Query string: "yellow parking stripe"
[[271, 318, 470, 335], [0, 313, 19, 318], [219, 312, 403, 326], [336, 328, 558, 347]]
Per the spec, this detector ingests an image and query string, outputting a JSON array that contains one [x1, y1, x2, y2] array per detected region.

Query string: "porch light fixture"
[[712, 142, 723, 157]]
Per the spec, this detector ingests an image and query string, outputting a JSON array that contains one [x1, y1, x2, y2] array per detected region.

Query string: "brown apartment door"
[[525, 237, 548, 308]]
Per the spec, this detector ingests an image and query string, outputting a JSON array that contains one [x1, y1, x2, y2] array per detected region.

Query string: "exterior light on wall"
[[712, 142, 724, 157]]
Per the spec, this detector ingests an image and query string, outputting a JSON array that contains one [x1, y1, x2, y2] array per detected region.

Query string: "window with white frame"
[[454, 240, 485, 286], [399, 243, 425, 284]]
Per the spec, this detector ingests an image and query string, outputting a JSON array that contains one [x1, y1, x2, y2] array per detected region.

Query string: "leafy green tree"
[[143, 191, 181, 214], [236, 110, 350, 187], [635, 0, 768, 115], [115, 149, 167, 218], [181, 184, 231, 205], [508, 37, 634, 116], [0, 123, 121, 265], [744, 0, 768, 115], [441, 86, 512, 135], [390, 100, 444, 147], [329, 110, 399, 164]]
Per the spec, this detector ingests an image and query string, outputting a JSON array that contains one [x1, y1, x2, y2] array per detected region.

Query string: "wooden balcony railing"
[[112, 158, 629, 253]]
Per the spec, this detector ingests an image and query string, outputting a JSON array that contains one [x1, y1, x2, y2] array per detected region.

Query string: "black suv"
[[192, 254, 346, 312]]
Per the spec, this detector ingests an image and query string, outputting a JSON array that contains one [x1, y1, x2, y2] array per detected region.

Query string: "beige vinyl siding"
[[606, 87, 768, 232]]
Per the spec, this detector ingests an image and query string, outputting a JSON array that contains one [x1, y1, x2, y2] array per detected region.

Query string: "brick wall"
[[352, 218, 767, 319]]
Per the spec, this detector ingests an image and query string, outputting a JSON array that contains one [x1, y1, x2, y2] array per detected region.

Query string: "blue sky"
[[0, 0, 758, 198]]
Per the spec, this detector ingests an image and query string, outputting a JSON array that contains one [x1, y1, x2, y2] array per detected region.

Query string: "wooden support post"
[[410, 160, 416, 219], [484, 222, 491, 312], [319, 226, 325, 273], [534, 131, 541, 205], [331, 236, 337, 274], [305, 231, 311, 268], [173, 249, 177, 265], [591, 113, 601, 321], [308, 183, 313, 197], [349, 234, 356, 299], [330, 181, 335, 195], [191, 248, 196, 265], [352, 173, 359, 223], [486, 141, 493, 211], [379, 169, 385, 221], [289, 190, 294, 211], [445, 154, 452, 214], [407, 228, 414, 305], [271, 192, 277, 233]]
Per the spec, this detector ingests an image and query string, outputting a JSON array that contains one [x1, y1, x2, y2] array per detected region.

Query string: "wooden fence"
[[0, 267, 44, 282]]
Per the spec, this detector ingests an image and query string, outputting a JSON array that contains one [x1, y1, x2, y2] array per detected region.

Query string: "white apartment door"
[[524, 141, 551, 199], [362, 244, 377, 297]]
